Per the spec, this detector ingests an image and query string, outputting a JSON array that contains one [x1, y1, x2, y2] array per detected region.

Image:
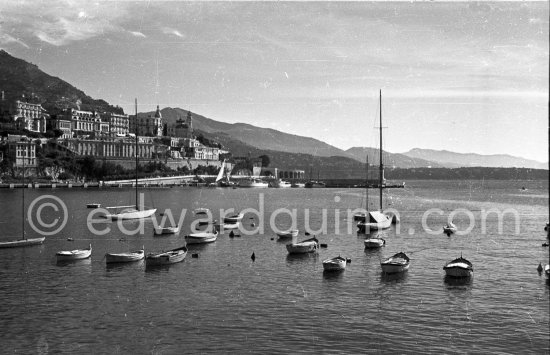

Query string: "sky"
[[0, 1, 548, 162]]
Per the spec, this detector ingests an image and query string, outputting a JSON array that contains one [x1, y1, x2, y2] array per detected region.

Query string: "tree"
[[259, 154, 270, 168]]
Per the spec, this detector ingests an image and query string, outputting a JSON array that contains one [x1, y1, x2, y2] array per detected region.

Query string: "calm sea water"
[[0, 180, 548, 354]]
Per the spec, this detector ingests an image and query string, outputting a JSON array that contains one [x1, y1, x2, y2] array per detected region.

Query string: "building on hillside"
[[0, 94, 48, 133], [168, 111, 194, 139], [4, 138, 37, 168], [101, 112, 130, 136], [60, 137, 156, 159], [48, 116, 72, 139], [178, 137, 222, 161], [63, 108, 109, 137], [131, 105, 163, 137]]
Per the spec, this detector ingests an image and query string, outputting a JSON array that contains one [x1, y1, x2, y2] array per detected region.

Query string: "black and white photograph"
[[0, 1, 548, 353]]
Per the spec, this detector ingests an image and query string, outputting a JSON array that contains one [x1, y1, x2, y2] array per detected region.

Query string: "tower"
[[186, 111, 193, 138]]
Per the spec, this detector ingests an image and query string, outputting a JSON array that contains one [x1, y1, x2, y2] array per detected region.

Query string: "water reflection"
[[322, 269, 345, 281], [380, 271, 408, 283], [105, 259, 144, 272], [286, 253, 319, 265], [444, 275, 473, 287], [55, 257, 92, 269]]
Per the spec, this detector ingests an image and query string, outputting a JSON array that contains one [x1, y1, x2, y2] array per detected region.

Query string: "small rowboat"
[[221, 222, 240, 230], [145, 246, 188, 266], [443, 256, 473, 278], [185, 230, 218, 244], [545, 264, 550, 279], [105, 248, 144, 264], [286, 237, 319, 254], [154, 225, 180, 235], [86, 203, 101, 208], [381, 252, 410, 274], [223, 213, 244, 223], [322, 256, 347, 271], [56, 244, 92, 262], [364, 235, 386, 248], [276, 229, 299, 238]]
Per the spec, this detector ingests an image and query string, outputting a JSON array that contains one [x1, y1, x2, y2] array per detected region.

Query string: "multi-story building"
[[168, 111, 193, 139], [179, 137, 221, 161], [61, 137, 155, 159], [5, 138, 37, 168], [2, 99, 48, 133], [101, 112, 129, 137], [48, 116, 72, 139], [64, 108, 109, 137], [131, 105, 163, 137]]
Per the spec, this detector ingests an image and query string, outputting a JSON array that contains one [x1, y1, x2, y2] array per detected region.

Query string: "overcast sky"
[[0, 1, 548, 162]]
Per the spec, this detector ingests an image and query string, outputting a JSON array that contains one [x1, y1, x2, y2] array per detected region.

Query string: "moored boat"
[[381, 252, 410, 274], [105, 248, 144, 263], [86, 203, 101, 208], [443, 256, 473, 278], [224, 213, 244, 223], [0, 237, 45, 249], [238, 178, 269, 188], [276, 229, 299, 239], [304, 180, 326, 188], [56, 244, 92, 262], [443, 222, 458, 235], [154, 225, 180, 235], [357, 211, 392, 232], [286, 237, 319, 254], [322, 256, 347, 271], [194, 208, 210, 215], [291, 182, 305, 188], [105, 205, 157, 220], [185, 230, 218, 244], [364, 234, 386, 248], [545, 264, 550, 278], [145, 246, 188, 266]]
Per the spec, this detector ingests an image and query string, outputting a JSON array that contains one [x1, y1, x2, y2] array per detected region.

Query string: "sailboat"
[[104, 99, 157, 220], [353, 155, 370, 222], [357, 90, 392, 233], [0, 140, 45, 248]]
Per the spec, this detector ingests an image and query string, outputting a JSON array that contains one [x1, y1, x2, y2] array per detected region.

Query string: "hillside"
[[346, 147, 442, 168], [156, 107, 355, 158], [403, 148, 547, 170], [0, 49, 123, 115]]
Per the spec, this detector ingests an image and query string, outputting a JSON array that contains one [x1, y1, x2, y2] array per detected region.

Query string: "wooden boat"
[[185, 230, 218, 244], [154, 225, 180, 235], [545, 264, 550, 279], [364, 234, 386, 248], [198, 219, 217, 226], [0, 237, 45, 249], [104, 99, 157, 220], [56, 244, 92, 262], [224, 213, 244, 223], [145, 246, 188, 266], [443, 256, 473, 278], [0, 145, 46, 249], [86, 203, 101, 208], [304, 180, 326, 188], [238, 178, 269, 188], [105, 248, 144, 264], [323, 256, 347, 271], [357, 91, 393, 233], [291, 182, 305, 188], [286, 237, 319, 254], [443, 222, 458, 235], [381, 252, 410, 274], [276, 229, 299, 238], [221, 222, 240, 230]]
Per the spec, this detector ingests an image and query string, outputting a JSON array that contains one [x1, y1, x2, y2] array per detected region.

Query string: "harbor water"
[[0, 180, 548, 354]]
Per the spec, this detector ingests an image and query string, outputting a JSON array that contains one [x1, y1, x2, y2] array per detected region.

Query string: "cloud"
[[0, 33, 30, 48], [0, 0, 128, 46], [162, 27, 185, 38], [129, 31, 147, 38]]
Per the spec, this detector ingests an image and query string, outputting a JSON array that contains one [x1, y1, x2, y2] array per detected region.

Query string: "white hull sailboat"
[[0, 142, 46, 249], [357, 90, 392, 234], [104, 99, 156, 221]]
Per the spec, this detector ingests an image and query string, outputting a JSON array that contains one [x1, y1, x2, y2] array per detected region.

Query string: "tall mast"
[[135, 98, 139, 210], [365, 155, 369, 212], [22, 141, 25, 240], [379, 89, 383, 211]]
